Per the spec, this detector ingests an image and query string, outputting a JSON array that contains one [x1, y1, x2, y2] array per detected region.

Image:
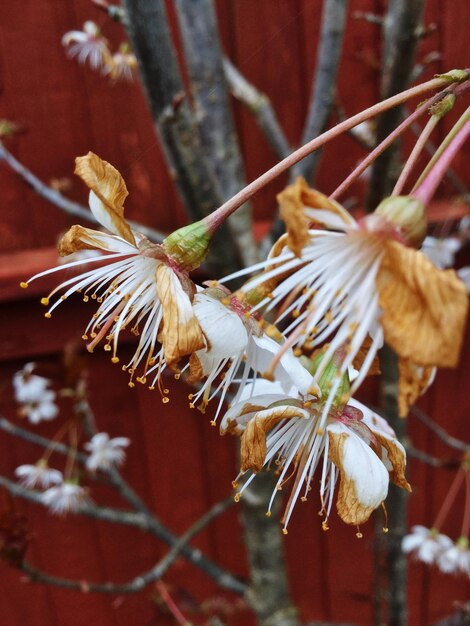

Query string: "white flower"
[[84, 433, 130, 472], [161, 289, 315, 424], [15, 462, 63, 489], [422, 235, 461, 269], [13, 363, 49, 404], [104, 45, 138, 82], [62, 21, 111, 70], [23, 153, 206, 394], [437, 538, 470, 577], [402, 525, 453, 564], [41, 482, 90, 515], [222, 380, 409, 531], [21, 391, 59, 424]]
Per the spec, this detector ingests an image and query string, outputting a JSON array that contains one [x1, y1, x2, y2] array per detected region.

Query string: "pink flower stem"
[[433, 468, 465, 531], [412, 116, 470, 205], [329, 90, 446, 200], [207, 76, 455, 226], [392, 114, 440, 196], [460, 468, 470, 538], [155, 581, 190, 626], [412, 97, 470, 191]]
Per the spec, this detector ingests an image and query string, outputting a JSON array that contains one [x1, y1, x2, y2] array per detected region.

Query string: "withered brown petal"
[[397, 357, 434, 418], [377, 241, 468, 368], [75, 152, 135, 246], [241, 406, 307, 473], [277, 178, 310, 257], [155, 264, 205, 368]]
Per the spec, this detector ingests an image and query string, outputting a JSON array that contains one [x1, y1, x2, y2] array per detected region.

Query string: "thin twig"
[[411, 406, 470, 452], [19, 495, 234, 594], [223, 57, 292, 160], [293, 0, 349, 181], [174, 0, 258, 267], [0, 142, 164, 243]]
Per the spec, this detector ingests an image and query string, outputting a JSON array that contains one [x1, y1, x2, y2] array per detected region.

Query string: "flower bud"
[[163, 220, 212, 272], [374, 196, 427, 248]]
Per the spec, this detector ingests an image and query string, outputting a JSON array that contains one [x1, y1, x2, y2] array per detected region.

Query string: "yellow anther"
[[300, 496, 307, 502], [210, 420, 216, 427], [40, 297, 49, 306], [148, 385, 155, 391], [44, 312, 52, 319], [128, 382, 135, 388], [163, 388, 169, 394], [174, 373, 180, 380], [60, 295, 67, 301], [383, 527, 389, 534], [356, 530, 363, 539], [292, 309, 300, 318], [189, 403, 195, 409], [91, 294, 97, 300], [20, 282, 28, 288], [162, 397, 170, 404], [111, 357, 119, 364], [122, 365, 128, 371], [83, 296, 89, 302], [188, 394, 194, 400], [243, 311, 251, 319], [82, 334, 88, 340], [322, 521, 329, 532], [90, 332, 97, 338], [282, 528, 288, 535], [232, 481, 239, 489], [265, 511, 271, 518], [104, 345, 111, 352], [149, 358, 156, 366], [234, 493, 241, 503], [97, 297, 103, 303]]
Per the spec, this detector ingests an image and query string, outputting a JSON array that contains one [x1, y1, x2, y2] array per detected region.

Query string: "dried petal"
[[75, 152, 135, 245], [377, 241, 468, 368], [353, 336, 381, 376], [155, 264, 205, 367], [241, 405, 309, 472], [327, 422, 389, 525], [58, 224, 135, 256], [397, 357, 435, 417], [277, 178, 311, 256]]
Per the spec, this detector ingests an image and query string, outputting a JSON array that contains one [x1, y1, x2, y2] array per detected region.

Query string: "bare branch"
[[0, 141, 164, 243], [174, 0, 258, 267], [0, 414, 245, 593], [406, 446, 455, 468], [122, 0, 240, 274], [223, 58, 292, 160], [239, 471, 300, 626], [410, 406, 470, 452], [19, 495, 234, 594], [293, 0, 349, 181], [366, 0, 425, 210]]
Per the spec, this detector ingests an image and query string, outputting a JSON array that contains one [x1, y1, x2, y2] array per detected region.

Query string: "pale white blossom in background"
[[41, 482, 90, 515], [421, 235, 461, 269], [437, 538, 470, 577], [13, 363, 59, 424], [402, 525, 453, 564], [15, 463, 63, 490], [104, 44, 138, 82], [62, 21, 111, 70], [84, 432, 130, 472]]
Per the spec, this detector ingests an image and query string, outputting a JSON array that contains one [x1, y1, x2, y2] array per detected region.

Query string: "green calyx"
[[163, 220, 212, 272], [374, 195, 427, 248], [429, 93, 456, 120], [436, 69, 469, 84], [300, 350, 350, 409]]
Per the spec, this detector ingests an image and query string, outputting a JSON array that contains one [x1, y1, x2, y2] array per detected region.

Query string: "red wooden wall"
[[0, 1, 469, 625]]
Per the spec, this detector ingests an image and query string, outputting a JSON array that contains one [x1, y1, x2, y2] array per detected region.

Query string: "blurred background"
[[0, 1, 469, 625]]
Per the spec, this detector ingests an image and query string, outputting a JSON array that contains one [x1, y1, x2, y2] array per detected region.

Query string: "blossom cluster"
[[13, 363, 58, 424], [19, 148, 468, 532], [403, 526, 470, 578], [62, 21, 137, 82]]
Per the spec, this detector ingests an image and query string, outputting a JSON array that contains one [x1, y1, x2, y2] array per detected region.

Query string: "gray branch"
[[293, 0, 349, 181], [366, 0, 425, 210], [239, 471, 300, 626], [20, 496, 234, 594], [122, 0, 240, 274], [0, 141, 164, 243], [410, 406, 470, 452], [174, 0, 258, 267], [223, 58, 292, 160], [0, 414, 245, 594]]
